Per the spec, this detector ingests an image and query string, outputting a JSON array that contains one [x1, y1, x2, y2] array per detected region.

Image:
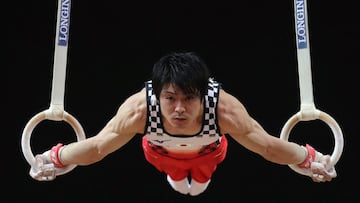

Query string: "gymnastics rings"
[[280, 0, 344, 176], [21, 105, 86, 176], [21, 0, 85, 177], [280, 106, 344, 176]]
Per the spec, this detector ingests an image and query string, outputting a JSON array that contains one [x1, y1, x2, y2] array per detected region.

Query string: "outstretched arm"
[[30, 88, 147, 180], [217, 89, 335, 182]]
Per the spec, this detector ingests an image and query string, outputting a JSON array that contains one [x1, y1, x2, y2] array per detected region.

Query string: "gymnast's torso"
[[144, 79, 223, 153]]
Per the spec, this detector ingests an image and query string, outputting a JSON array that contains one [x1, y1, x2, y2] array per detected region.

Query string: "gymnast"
[[28, 51, 337, 196]]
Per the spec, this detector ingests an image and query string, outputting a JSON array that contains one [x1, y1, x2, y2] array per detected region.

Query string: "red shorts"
[[142, 135, 228, 183]]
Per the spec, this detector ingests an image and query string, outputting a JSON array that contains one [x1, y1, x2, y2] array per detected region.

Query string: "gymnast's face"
[[159, 83, 203, 135]]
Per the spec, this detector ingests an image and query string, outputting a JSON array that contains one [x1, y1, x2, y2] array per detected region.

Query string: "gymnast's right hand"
[[29, 151, 57, 181]]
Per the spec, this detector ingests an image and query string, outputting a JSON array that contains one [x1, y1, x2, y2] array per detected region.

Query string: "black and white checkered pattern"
[[145, 79, 221, 142], [202, 78, 219, 137]]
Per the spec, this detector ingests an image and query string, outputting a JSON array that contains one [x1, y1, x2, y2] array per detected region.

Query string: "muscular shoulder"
[[217, 89, 253, 135], [110, 88, 147, 134]]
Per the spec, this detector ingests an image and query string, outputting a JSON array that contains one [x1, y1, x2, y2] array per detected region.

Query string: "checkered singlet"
[[144, 79, 222, 151]]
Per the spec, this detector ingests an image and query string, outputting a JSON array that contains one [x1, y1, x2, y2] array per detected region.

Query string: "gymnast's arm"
[[217, 89, 334, 181], [47, 88, 147, 166], [217, 89, 306, 165]]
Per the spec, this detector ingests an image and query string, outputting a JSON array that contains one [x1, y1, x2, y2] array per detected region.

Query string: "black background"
[[9, 0, 359, 202]]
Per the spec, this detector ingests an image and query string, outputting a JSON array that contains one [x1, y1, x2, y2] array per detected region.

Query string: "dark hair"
[[152, 52, 210, 101]]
